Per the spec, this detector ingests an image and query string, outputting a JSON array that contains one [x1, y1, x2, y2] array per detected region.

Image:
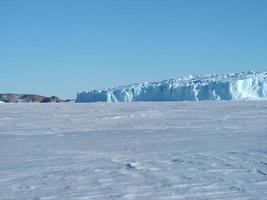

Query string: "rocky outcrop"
[[0, 94, 63, 103]]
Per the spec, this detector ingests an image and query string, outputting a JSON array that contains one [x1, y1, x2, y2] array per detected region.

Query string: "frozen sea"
[[0, 101, 267, 200]]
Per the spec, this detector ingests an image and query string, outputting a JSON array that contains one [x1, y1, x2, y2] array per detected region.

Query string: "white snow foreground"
[[0, 101, 267, 199], [76, 71, 267, 102]]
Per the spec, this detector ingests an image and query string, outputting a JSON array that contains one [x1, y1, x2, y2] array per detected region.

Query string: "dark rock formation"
[[42, 96, 62, 103], [0, 93, 63, 103]]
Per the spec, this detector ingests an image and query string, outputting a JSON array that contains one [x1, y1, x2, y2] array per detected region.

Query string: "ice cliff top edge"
[[76, 71, 267, 102]]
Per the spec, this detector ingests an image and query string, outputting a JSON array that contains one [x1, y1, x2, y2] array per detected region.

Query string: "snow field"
[[0, 101, 267, 199]]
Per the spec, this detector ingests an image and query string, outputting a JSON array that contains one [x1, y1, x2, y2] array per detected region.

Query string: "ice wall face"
[[76, 71, 267, 102]]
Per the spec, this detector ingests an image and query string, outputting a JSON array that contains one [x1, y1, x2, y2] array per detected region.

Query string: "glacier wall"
[[76, 71, 267, 102]]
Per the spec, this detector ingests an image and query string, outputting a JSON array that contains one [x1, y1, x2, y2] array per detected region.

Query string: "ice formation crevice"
[[76, 71, 267, 102]]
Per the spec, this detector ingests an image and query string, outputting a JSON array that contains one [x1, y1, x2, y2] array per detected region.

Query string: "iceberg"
[[76, 71, 267, 102]]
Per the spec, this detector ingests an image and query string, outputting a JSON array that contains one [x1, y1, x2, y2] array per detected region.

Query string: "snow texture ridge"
[[76, 71, 267, 102]]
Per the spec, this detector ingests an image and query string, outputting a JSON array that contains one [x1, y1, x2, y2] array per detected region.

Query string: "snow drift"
[[76, 71, 267, 102]]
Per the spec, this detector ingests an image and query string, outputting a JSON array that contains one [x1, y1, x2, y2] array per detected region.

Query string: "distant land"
[[0, 93, 73, 103], [2, 71, 267, 103]]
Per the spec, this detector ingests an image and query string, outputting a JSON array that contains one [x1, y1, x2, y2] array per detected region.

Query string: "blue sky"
[[1, 0, 267, 99]]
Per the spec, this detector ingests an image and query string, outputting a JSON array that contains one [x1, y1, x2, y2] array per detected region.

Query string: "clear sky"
[[1, 0, 267, 99]]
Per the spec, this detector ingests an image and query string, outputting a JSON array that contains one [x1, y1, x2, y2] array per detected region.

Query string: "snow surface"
[[76, 71, 267, 102], [0, 101, 267, 199]]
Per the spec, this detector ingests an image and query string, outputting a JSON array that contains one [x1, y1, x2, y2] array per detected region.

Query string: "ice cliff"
[[76, 71, 267, 102]]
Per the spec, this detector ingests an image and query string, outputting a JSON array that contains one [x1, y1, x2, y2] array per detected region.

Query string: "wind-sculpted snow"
[[0, 101, 267, 199], [76, 71, 267, 102]]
